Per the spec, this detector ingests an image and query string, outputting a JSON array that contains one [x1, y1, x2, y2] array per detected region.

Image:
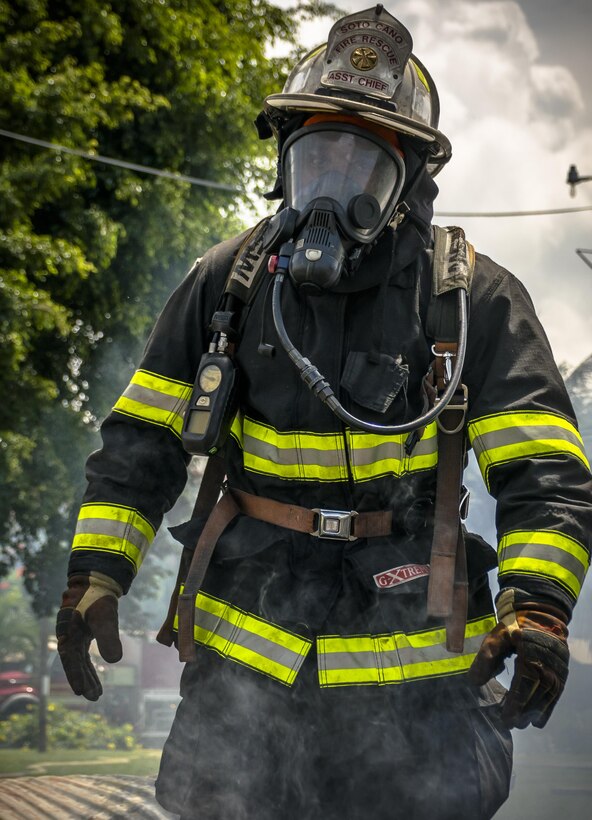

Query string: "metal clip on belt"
[[312, 509, 359, 541], [232, 489, 392, 541]]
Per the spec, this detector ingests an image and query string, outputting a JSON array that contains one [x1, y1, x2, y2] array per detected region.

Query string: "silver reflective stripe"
[[412, 436, 439, 458], [500, 542, 587, 588], [320, 647, 400, 671], [317, 616, 495, 686], [242, 431, 345, 468], [195, 607, 307, 673], [348, 434, 437, 467], [122, 383, 189, 416], [319, 635, 486, 674], [472, 425, 583, 460], [397, 631, 485, 667], [75, 517, 151, 557], [349, 440, 404, 467]]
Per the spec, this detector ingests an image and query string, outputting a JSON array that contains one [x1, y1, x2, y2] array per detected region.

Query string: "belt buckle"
[[311, 508, 358, 541]]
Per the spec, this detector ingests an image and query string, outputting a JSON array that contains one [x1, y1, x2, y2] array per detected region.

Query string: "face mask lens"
[[283, 128, 401, 233]]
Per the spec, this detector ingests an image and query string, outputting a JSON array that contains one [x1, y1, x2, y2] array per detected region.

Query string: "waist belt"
[[174, 487, 392, 662], [232, 488, 392, 541]]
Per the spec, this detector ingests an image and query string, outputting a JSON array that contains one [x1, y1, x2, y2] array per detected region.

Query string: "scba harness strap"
[[158, 224, 476, 660], [426, 226, 475, 653]]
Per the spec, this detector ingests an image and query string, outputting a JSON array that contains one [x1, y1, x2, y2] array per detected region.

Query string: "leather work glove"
[[469, 588, 569, 729], [56, 572, 123, 701]]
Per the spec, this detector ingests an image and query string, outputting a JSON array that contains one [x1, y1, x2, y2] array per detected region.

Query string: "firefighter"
[[56, 6, 591, 820]]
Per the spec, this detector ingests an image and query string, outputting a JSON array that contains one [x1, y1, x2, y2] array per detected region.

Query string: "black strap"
[[177, 490, 240, 662], [191, 453, 227, 519], [155, 454, 227, 649], [426, 392, 468, 652]]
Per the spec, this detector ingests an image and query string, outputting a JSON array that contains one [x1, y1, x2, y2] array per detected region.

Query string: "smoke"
[[149, 479, 515, 819]]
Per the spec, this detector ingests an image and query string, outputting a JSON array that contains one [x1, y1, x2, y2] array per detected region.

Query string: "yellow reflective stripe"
[[347, 431, 404, 480], [174, 591, 312, 686], [398, 617, 495, 681], [468, 411, 590, 490], [230, 412, 243, 446], [499, 530, 589, 599], [405, 422, 438, 472], [72, 503, 155, 572], [231, 416, 437, 482], [317, 616, 495, 688], [113, 369, 192, 438], [412, 59, 430, 92], [317, 634, 403, 686], [232, 415, 348, 482]]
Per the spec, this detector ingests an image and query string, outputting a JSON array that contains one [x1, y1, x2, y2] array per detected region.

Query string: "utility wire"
[[0, 128, 240, 192], [576, 249, 592, 271], [2, 128, 592, 216], [435, 206, 592, 217]]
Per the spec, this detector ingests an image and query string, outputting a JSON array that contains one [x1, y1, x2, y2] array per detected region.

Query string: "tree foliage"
[[0, 0, 333, 616], [0, 572, 38, 668]]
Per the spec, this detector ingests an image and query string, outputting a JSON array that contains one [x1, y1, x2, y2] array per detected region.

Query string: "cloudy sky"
[[269, 0, 592, 370]]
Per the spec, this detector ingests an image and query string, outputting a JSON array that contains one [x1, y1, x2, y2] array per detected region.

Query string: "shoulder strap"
[[155, 454, 228, 649], [426, 225, 475, 343], [425, 225, 475, 654], [224, 217, 271, 305], [163, 223, 271, 654]]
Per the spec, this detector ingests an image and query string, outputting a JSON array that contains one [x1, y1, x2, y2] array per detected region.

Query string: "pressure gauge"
[[181, 352, 238, 455], [199, 364, 223, 393]]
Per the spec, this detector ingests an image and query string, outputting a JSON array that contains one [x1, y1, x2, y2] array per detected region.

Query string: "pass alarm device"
[[181, 313, 239, 455]]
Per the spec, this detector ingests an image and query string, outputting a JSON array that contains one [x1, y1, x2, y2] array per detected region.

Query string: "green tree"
[[0, 572, 38, 669], [0, 0, 334, 619]]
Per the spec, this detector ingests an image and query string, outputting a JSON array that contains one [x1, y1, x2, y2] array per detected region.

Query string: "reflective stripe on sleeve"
[[468, 411, 590, 490], [230, 415, 438, 482], [498, 530, 589, 599], [72, 503, 156, 572], [173, 591, 312, 686], [316, 615, 495, 687], [113, 369, 192, 439]]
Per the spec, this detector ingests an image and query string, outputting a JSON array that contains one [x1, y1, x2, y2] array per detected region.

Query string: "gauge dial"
[[198, 364, 222, 393]]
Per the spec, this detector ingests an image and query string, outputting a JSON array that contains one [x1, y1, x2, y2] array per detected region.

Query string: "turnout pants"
[[155, 648, 513, 820]]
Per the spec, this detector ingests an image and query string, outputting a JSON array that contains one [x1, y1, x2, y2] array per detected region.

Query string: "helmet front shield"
[[264, 6, 451, 174]]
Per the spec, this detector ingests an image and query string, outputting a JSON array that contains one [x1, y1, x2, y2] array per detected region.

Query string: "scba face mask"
[[266, 121, 406, 291]]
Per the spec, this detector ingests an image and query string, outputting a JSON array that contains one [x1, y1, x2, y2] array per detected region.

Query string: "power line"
[[0, 128, 240, 192], [2, 127, 592, 216], [435, 206, 592, 218], [576, 249, 592, 271]]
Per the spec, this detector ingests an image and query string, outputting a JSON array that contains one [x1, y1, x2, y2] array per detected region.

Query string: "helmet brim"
[[265, 91, 452, 167]]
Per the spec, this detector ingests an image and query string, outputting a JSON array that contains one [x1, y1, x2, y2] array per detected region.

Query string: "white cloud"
[[395, 0, 592, 365], [537, 295, 592, 366]]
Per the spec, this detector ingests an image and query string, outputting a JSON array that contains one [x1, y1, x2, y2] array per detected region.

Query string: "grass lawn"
[[0, 747, 162, 777]]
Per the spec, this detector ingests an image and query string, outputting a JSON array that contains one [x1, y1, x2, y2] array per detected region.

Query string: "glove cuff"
[[496, 587, 568, 620], [496, 587, 569, 639], [495, 588, 520, 633], [64, 572, 123, 619]]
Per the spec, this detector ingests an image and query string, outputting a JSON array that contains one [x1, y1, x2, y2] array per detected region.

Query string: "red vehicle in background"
[[0, 667, 38, 718]]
